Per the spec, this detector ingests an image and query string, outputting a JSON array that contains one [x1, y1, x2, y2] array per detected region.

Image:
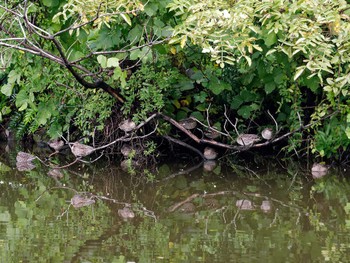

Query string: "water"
[[1, 145, 350, 262]]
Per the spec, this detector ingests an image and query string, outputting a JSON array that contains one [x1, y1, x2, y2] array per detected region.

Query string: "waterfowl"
[[16, 151, 36, 163], [236, 199, 255, 210], [236, 134, 260, 146], [204, 128, 220, 139], [260, 200, 273, 213], [311, 163, 329, 173], [48, 139, 64, 152], [118, 207, 135, 219], [71, 142, 95, 157], [119, 119, 136, 132], [71, 194, 95, 208], [204, 147, 218, 160], [261, 128, 273, 140], [179, 118, 197, 130], [311, 163, 329, 179]]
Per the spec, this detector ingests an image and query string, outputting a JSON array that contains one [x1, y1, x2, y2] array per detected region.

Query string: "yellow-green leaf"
[[121, 13, 132, 26]]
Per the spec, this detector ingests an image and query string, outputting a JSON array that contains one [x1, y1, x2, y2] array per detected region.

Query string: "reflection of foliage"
[[3, 158, 350, 262], [0, 167, 113, 262]]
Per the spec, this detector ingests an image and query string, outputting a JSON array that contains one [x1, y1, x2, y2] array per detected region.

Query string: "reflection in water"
[[0, 144, 350, 262], [118, 206, 135, 220]]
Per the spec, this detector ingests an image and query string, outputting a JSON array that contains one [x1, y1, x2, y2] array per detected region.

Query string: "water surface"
[[0, 145, 350, 262]]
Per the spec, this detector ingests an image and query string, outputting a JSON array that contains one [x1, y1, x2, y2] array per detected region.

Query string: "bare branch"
[[267, 110, 279, 134]]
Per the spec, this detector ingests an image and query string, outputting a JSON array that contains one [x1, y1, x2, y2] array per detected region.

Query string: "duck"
[[118, 207, 135, 219], [311, 163, 329, 173], [261, 128, 273, 140], [236, 134, 260, 146], [48, 139, 64, 152], [204, 147, 218, 160], [311, 163, 329, 179], [179, 118, 197, 130], [70, 142, 95, 157], [71, 194, 95, 208], [119, 119, 136, 132], [204, 128, 220, 139]]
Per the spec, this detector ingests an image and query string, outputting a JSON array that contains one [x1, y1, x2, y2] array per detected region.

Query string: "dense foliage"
[[1, 0, 350, 159]]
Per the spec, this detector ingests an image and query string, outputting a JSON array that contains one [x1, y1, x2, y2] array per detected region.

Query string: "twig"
[[267, 110, 279, 134], [161, 161, 204, 181], [164, 135, 205, 159], [168, 193, 200, 212]]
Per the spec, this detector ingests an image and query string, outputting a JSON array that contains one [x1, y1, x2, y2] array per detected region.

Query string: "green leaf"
[[238, 105, 253, 119], [190, 111, 205, 122], [273, 68, 284, 84], [107, 57, 119, 68], [18, 102, 28, 111], [37, 102, 54, 125], [231, 96, 243, 110], [176, 110, 187, 120], [7, 70, 21, 84], [42, 0, 59, 7], [294, 66, 305, 81], [0, 162, 11, 172], [144, 3, 158, 16], [69, 51, 84, 61], [121, 13, 132, 26], [345, 127, 350, 139], [175, 80, 194, 91], [130, 48, 141, 60], [264, 31, 277, 47], [1, 83, 14, 96], [265, 82, 276, 94], [97, 55, 107, 68], [194, 91, 207, 103], [127, 25, 142, 43], [208, 78, 230, 95], [112, 67, 127, 88], [240, 89, 257, 102], [16, 90, 29, 111]]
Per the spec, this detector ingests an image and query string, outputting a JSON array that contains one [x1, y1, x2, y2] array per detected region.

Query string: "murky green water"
[[1, 144, 350, 262]]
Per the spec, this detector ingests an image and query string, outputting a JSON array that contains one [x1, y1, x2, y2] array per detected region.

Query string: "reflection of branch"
[[164, 135, 204, 159], [161, 161, 203, 181], [168, 194, 200, 212], [36, 186, 157, 220]]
